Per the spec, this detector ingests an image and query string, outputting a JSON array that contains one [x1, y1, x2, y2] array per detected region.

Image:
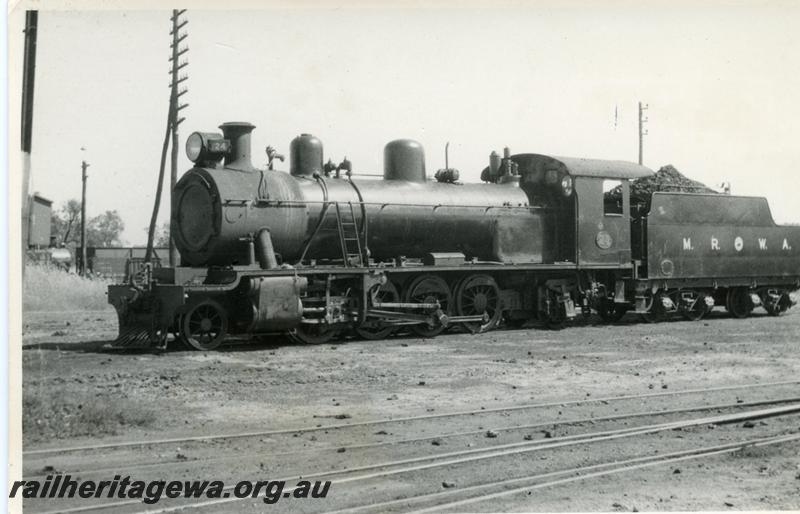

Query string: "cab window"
[[603, 180, 623, 216]]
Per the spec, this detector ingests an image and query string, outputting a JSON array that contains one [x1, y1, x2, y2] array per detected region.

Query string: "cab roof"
[[513, 153, 655, 180]]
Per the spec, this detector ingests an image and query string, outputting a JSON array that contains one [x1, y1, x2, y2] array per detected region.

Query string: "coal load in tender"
[[605, 164, 719, 216]]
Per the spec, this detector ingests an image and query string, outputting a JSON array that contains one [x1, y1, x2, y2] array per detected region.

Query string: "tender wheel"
[[640, 292, 667, 324], [180, 300, 228, 351], [680, 291, 708, 321], [404, 275, 452, 338], [455, 274, 502, 333], [288, 323, 340, 345], [356, 281, 400, 340], [764, 292, 791, 317], [597, 298, 627, 323], [726, 288, 753, 319]]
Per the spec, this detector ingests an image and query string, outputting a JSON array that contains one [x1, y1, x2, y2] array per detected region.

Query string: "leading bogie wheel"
[[455, 274, 502, 333], [180, 299, 228, 351], [404, 274, 452, 338]]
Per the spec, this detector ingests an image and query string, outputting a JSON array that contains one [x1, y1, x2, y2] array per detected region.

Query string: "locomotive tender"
[[109, 122, 800, 349]]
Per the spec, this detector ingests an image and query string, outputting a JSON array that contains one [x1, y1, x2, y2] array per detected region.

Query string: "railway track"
[[351, 433, 800, 514], [22, 380, 800, 483], [24, 378, 800, 456], [22, 395, 800, 480], [22, 379, 800, 483], [26, 399, 800, 514]]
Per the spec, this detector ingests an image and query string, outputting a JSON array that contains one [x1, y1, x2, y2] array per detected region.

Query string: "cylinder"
[[290, 134, 324, 177], [384, 139, 426, 182], [219, 122, 255, 171], [256, 228, 278, 270], [249, 276, 307, 332]]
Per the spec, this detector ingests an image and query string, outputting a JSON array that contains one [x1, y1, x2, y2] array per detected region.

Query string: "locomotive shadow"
[[22, 334, 297, 355], [20, 309, 777, 355], [594, 309, 773, 326], [22, 339, 120, 353], [501, 310, 774, 331]]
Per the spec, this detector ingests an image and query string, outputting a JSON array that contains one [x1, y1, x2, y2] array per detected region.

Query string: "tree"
[[50, 199, 81, 245], [87, 210, 125, 247], [50, 201, 126, 248], [152, 221, 171, 247]]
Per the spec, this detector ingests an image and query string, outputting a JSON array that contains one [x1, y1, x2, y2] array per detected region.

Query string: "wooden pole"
[[21, 11, 38, 271], [638, 102, 643, 165], [168, 9, 181, 266], [169, 120, 179, 266], [146, 9, 187, 264], [145, 105, 173, 263], [638, 102, 648, 166], [80, 160, 88, 275]]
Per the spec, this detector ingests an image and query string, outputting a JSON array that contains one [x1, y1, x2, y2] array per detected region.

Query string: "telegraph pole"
[[21, 11, 38, 270], [146, 9, 188, 263], [638, 101, 649, 165], [169, 9, 188, 266], [80, 160, 89, 276]]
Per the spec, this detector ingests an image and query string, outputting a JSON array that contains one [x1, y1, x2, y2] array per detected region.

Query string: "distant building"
[[27, 193, 52, 249], [87, 247, 169, 281]]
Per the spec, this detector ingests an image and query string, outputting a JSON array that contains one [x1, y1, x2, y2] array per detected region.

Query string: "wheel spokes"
[[181, 300, 228, 351], [404, 275, 451, 337], [456, 275, 501, 333]]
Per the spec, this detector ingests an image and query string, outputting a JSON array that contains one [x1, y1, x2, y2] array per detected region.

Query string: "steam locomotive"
[[109, 122, 800, 349]]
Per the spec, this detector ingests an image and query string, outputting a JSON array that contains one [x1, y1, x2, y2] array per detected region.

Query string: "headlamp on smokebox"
[[560, 175, 574, 197], [186, 132, 231, 165]]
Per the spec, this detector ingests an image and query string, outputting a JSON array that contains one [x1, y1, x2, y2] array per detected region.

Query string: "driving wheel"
[[356, 281, 400, 340], [455, 274, 501, 333], [404, 275, 452, 337]]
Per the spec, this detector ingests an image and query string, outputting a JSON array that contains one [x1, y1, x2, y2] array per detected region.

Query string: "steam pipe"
[[256, 228, 278, 270]]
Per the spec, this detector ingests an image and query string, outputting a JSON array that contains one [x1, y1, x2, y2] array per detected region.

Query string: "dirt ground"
[[19, 307, 800, 512]]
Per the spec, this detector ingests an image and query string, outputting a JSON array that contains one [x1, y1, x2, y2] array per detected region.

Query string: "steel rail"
[[32, 402, 800, 514], [24, 379, 800, 456], [139, 403, 800, 514], [350, 432, 800, 514], [22, 395, 800, 480]]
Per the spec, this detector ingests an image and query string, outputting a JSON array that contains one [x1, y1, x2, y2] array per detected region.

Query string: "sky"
[[12, 2, 800, 244]]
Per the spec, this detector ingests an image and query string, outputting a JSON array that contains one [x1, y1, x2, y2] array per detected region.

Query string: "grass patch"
[[23, 389, 157, 443], [23, 264, 112, 312]]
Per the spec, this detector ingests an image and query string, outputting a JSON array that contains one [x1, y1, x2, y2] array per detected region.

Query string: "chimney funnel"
[[219, 122, 255, 171]]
